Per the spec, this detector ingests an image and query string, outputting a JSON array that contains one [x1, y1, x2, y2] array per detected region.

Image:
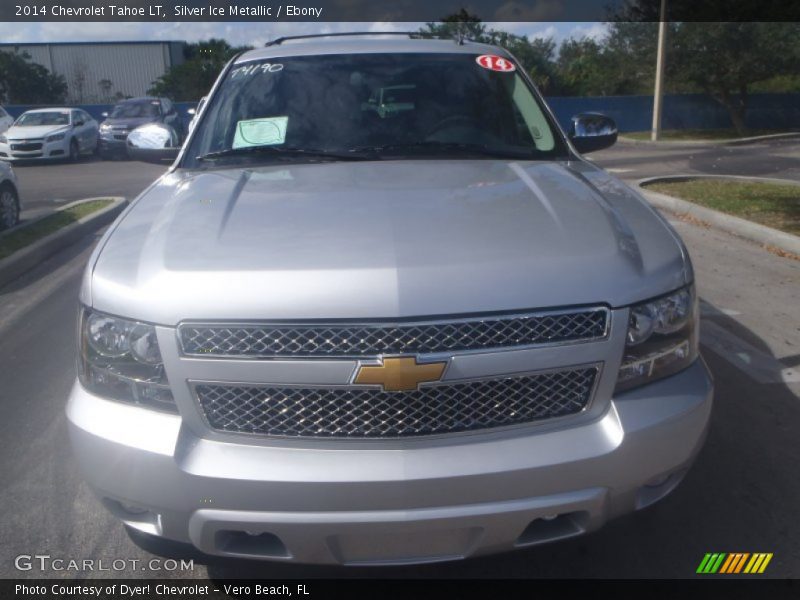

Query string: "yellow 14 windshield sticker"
[[232, 116, 288, 148]]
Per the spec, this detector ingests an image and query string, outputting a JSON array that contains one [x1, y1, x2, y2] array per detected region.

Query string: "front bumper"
[[98, 136, 128, 155], [67, 358, 713, 565], [0, 140, 68, 160]]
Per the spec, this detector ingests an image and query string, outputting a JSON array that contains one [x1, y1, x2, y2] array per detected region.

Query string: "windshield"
[[110, 101, 160, 119], [184, 52, 566, 167], [16, 111, 70, 127]]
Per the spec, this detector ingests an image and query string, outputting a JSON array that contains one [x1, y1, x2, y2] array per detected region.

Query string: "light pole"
[[651, 0, 667, 141]]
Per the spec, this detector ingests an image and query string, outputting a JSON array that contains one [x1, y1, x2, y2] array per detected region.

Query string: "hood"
[[88, 160, 690, 325], [6, 124, 70, 139], [101, 116, 157, 130]]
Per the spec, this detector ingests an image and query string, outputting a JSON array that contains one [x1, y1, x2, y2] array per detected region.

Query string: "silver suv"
[[68, 35, 713, 565]]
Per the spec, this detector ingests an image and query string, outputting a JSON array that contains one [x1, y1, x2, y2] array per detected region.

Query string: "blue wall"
[[545, 93, 800, 133], [5, 94, 800, 134]]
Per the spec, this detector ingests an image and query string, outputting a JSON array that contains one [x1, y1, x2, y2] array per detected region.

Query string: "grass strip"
[[0, 199, 113, 261], [644, 179, 800, 235]]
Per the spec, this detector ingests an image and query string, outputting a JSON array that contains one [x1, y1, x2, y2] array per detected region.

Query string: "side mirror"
[[101, 111, 109, 118], [74, 120, 84, 127], [127, 122, 181, 163], [568, 113, 617, 154]]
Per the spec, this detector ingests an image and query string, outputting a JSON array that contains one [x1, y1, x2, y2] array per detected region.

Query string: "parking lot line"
[[701, 320, 800, 384], [700, 302, 742, 317]]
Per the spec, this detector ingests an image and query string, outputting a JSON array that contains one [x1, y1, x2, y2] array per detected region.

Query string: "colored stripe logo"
[[697, 553, 773, 574]]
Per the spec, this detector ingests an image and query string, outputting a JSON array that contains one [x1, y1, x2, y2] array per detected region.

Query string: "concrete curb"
[[639, 174, 800, 188], [636, 176, 800, 257], [0, 197, 127, 290], [619, 131, 800, 146]]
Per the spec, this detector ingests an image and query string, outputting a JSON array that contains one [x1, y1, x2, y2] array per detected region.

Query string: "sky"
[[0, 21, 607, 47]]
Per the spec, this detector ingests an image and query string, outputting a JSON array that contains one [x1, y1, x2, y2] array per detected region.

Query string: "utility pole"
[[651, 0, 667, 141]]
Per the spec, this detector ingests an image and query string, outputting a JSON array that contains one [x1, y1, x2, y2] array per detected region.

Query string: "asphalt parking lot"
[[0, 142, 798, 579], [13, 156, 166, 222], [592, 135, 800, 183]]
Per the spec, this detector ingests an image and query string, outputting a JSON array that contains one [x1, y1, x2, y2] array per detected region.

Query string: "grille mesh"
[[194, 367, 598, 438], [180, 310, 607, 358]]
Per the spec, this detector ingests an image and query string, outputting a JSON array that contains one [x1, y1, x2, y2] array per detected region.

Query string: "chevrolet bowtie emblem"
[[354, 356, 447, 392]]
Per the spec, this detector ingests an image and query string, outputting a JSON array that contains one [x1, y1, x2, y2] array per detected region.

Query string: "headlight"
[[616, 285, 699, 392], [78, 308, 176, 411], [99, 123, 111, 131], [45, 132, 66, 142]]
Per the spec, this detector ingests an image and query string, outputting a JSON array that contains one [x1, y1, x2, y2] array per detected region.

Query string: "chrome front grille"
[[193, 366, 599, 438], [179, 308, 608, 358]]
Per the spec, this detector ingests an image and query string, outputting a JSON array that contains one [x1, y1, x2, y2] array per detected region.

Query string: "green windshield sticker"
[[232, 116, 288, 148]]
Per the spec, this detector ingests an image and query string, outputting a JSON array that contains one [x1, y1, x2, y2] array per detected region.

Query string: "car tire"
[[0, 183, 20, 231], [69, 139, 80, 162]]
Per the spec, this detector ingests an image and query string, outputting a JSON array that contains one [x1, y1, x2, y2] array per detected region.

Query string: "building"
[[0, 41, 185, 103]]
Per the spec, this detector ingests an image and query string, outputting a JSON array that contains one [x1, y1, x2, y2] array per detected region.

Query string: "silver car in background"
[[68, 35, 713, 565]]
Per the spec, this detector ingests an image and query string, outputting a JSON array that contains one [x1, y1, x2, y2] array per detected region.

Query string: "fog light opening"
[[102, 498, 162, 536], [215, 530, 291, 559], [120, 502, 149, 515], [515, 511, 589, 547], [645, 473, 671, 489], [636, 469, 688, 510]]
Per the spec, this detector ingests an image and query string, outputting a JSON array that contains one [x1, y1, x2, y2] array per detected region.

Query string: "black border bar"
[[2, 0, 800, 22]]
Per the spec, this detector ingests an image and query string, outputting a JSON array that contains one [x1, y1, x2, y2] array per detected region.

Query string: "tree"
[[610, 2, 800, 132], [0, 50, 67, 104], [148, 39, 252, 101], [555, 37, 608, 96], [420, 9, 489, 42], [99, 78, 113, 102], [420, 12, 558, 93], [669, 23, 800, 133], [489, 32, 558, 92], [599, 22, 662, 95], [71, 56, 88, 102]]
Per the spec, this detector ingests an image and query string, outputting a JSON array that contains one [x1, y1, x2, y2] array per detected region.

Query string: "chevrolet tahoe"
[[67, 34, 713, 565]]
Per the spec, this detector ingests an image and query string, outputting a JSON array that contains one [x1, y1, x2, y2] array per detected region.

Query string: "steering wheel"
[[426, 114, 482, 138]]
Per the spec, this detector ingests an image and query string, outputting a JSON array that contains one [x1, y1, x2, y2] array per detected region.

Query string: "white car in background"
[[0, 108, 98, 162], [0, 106, 13, 135], [0, 161, 20, 230]]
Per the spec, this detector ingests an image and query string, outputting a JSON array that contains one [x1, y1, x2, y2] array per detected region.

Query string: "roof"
[[117, 96, 160, 103], [237, 37, 507, 64], [20, 107, 74, 113]]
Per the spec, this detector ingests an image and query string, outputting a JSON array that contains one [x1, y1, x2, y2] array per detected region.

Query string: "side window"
[[162, 99, 173, 114], [72, 111, 81, 124], [81, 110, 91, 123]]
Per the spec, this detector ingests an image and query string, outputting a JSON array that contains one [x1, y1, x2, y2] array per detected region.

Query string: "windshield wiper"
[[348, 141, 538, 160], [197, 145, 375, 163]]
